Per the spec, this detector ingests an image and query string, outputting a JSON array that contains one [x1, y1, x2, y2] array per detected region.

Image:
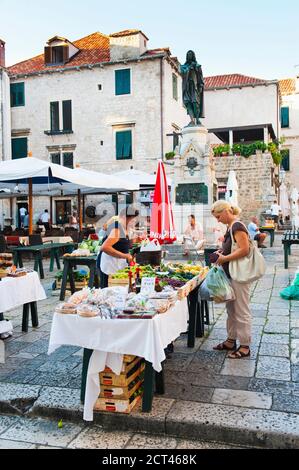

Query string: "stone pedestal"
[[170, 125, 218, 244]]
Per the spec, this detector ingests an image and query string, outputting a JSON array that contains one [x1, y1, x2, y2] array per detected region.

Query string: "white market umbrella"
[[225, 170, 239, 206], [290, 187, 299, 203], [280, 182, 290, 218]]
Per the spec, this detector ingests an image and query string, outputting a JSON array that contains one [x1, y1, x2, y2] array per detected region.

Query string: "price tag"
[[140, 277, 156, 295]]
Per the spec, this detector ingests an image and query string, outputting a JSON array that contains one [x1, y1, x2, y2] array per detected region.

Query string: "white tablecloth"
[[0, 272, 47, 312], [48, 298, 188, 421]]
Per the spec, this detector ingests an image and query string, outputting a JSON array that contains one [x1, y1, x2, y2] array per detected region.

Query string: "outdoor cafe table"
[[11, 242, 76, 279], [0, 272, 46, 331], [259, 226, 275, 247], [59, 255, 99, 301], [48, 297, 189, 421]]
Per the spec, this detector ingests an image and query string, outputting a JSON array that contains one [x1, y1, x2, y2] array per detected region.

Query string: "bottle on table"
[[135, 266, 141, 294]]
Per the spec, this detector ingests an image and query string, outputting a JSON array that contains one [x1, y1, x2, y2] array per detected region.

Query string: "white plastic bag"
[[204, 266, 235, 303]]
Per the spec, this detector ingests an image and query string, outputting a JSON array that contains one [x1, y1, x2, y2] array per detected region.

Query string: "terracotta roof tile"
[[279, 78, 296, 95], [8, 32, 110, 76], [204, 73, 269, 89]]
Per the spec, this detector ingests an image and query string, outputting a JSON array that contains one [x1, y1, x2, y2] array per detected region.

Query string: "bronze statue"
[[181, 50, 205, 126]]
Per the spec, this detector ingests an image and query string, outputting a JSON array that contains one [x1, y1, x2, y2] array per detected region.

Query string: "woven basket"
[[135, 250, 161, 266]]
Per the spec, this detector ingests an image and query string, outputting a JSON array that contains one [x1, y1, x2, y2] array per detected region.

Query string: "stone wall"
[[214, 152, 275, 224]]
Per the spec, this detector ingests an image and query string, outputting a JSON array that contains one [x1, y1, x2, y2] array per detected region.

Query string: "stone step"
[[14, 383, 298, 449]]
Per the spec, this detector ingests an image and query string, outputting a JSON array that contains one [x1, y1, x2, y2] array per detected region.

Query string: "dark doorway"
[[55, 200, 71, 225]]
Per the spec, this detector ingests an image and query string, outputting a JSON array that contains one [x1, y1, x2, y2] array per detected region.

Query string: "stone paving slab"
[[68, 426, 133, 449], [0, 383, 41, 414], [0, 416, 84, 447], [211, 388, 272, 410], [256, 357, 291, 381], [259, 343, 290, 358]]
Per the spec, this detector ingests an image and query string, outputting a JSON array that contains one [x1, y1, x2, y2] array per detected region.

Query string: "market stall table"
[[48, 297, 188, 421], [0, 271, 46, 331], [59, 255, 99, 300], [11, 242, 76, 279]]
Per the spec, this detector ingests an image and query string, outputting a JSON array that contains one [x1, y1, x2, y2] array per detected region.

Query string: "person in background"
[[23, 212, 29, 228], [40, 209, 51, 230], [183, 214, 206, 255], [97, 207, 139, 288], [19, 207, 27, 228], [270, 200, 281, 228], [211, 200, 252, 359], [247, 216, 267, 248], [69, 212, 78, 229]]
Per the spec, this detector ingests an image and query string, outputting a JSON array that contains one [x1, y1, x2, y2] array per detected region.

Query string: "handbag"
[[229, 222, 266, 283]]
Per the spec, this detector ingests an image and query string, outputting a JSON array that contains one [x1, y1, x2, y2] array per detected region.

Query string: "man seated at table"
[[248, 216, 267, 248]]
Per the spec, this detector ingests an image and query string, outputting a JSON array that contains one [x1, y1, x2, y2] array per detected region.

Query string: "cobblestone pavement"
[[0, 234, 298, 448]]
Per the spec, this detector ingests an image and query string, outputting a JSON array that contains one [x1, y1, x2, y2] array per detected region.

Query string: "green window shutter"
[[281, 107, 289, 128], [116, 130, 132, 160], [50, 102, 60, 131], [10, 83, 25, 107], [51, 153, 61, 165], [172, 73, 178, 100], [115, 69, 131, 95], [63, 153, 74, 168], [12, 138, 27, 159], [281, 149, 290, 171], [62, 100, 72, 131]]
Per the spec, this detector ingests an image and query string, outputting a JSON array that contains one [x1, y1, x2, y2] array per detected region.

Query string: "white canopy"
[[0, 158, 138, 193], [290, 187, 299, 203], [280, 182, 290, 218], [115, 168, 172, 188]]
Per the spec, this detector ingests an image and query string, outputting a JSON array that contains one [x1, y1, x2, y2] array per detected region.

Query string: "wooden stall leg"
[[142, 361, 155, 412], [30, 302, 38, 328], [187, 289, 198, 347], [284, 244, 288, 269], [81, 348, 93, 403], [38, 253, 44, 279], [60, 260, 69, 301], [22, 303, 30, 332], [155, 366, 165, 395]]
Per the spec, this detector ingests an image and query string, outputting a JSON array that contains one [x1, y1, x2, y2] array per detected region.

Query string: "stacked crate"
[[94, 355, 145, 413]]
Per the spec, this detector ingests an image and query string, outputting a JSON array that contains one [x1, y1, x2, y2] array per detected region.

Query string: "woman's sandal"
[[228, 346, 250, 359], [213, 339, 236, 351]]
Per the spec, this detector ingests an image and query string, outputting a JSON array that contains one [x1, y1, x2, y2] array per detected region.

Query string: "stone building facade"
[[279, 77, 299, 191], [5, 30, 187, 226]]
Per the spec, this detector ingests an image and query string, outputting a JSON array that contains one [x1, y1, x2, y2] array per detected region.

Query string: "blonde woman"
[[210, 200, 251, 359]]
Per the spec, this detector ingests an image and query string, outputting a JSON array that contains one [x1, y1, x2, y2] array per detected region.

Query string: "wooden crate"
[[104, 355, 139, 374], [108, 277, 128, 287], [94, 393, 142, 413], [99, 375, 143, 399], [100, 358, 145, 387], [56, 280, 88, 290]]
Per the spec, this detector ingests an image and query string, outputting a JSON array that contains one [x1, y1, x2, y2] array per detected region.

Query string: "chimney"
[[0, 39, 5, 68]]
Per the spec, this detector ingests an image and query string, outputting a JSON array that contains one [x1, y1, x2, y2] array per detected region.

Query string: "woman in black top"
[[97, 207, 139, 288]]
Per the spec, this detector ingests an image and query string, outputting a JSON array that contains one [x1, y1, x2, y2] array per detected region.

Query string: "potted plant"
[[221, 144, 230, 156], [254, 141, 267, 155], [213, 145, 223, 157], [165, 151, 176, 161], [232, 143, 241, 156]]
